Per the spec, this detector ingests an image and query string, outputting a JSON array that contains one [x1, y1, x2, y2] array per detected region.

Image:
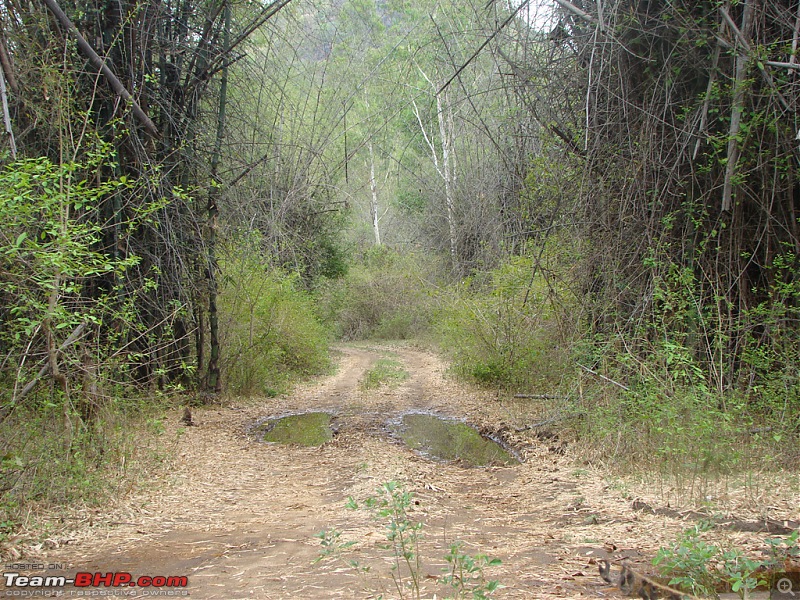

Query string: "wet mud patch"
[[388, 412, 520, 467], [253, 411, 336, 446]]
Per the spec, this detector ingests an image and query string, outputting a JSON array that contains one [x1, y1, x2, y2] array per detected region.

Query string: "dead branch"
[[577, 363, 629, 391]]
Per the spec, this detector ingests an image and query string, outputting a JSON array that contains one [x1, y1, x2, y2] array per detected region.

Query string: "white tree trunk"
[[368, 140, 381, 246], [436, 91, 457, 264], [412, 66, 458, 268]]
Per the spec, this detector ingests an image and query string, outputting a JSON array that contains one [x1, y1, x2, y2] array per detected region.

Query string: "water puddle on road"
[[254, 412, 334, 446], [389, 413, 519, 467]]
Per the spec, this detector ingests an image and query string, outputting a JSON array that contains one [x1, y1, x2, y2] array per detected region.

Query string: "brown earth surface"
[[6, 344, 799, 599]]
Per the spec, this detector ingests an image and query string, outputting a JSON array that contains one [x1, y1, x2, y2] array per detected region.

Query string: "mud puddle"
[[253, 411, 336, 446], [388, 412, 519, 467]]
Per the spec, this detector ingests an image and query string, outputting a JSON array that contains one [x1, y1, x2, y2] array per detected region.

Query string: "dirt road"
[[29, 345, 791, 598]]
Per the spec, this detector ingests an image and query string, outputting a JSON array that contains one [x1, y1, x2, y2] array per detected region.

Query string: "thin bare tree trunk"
[[368, 140, 381, 246], [436, 90, 457, 266], [205, 0, 230, 393], [0, 33, 18, 93], [413, 63, 459, 268], [44, 274, 73, 449], [721, 1, 754, 213], [694, 43, 721, 160]]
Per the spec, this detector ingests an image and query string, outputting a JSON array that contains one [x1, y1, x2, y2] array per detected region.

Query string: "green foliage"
[[0, 150, 182, 524], [316, 247, 437, 341], [313, 528, 359, 563], [719, 549, 762, 598], [349, 481, 424, 599], [578, 234, 800, 479], [318, 481, 502, 600], [218, 234, 331, 395], [435, 250, 576, 391], [441, 541, 502, 599], [654, 522, 724, 597], [0, 155, 139, 346], [585, 384, 746, 476], [312, 527, 372, 589], [737, 247, 800, 425], [0, 394, 175, 530], [654, 525, 800, 599], [764, 530, 800, 575]]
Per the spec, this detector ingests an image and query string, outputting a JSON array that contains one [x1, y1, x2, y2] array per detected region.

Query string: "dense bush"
[[435, 250, 578, 392], [573, 247, 800, 478], [316, 247, 438, 341], [218, 237, 331, 396], [0, 153, 178, 523]]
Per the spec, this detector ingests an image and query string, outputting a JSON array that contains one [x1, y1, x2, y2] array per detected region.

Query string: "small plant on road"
[[441, 541, 502, 599], [349, 481, 423, 599], [654, 521, 720, 597], [316, 481, 502, 599]]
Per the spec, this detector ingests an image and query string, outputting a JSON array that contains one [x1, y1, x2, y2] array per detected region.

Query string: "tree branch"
[[13, 321, 88, 404], [438, 0, 534, 95], [40, 0, 159, 137]]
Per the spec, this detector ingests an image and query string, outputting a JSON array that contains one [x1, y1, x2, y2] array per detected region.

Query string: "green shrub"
[[316, 247, 438, 341], [0, 151, 182, 526], [219, 236, 331, 395], [435, 251, 578, 392], [653, 525, 800, 599]]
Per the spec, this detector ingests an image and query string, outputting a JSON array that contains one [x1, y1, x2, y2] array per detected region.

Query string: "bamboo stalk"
[[40, 0, 158, 137], [720, 2, 753, 213], [0, 67, 16, 158]]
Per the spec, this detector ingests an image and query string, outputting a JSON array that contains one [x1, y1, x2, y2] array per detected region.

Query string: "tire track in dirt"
[[30, 344, 741, 599]]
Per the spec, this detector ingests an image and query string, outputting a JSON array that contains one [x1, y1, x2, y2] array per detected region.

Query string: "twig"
[[576, 363, 629, 391], [13, 321, 88, 404], [513, 394, 569, 400], [514, 415, 565, 431]]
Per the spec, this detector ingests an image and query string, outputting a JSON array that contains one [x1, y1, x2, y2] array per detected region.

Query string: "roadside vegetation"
[[317, 481, 503, 600], [219, 233, 332, 397]]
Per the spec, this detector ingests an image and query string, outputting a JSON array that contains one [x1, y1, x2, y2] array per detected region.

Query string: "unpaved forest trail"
[[35, 345, 792, 599]]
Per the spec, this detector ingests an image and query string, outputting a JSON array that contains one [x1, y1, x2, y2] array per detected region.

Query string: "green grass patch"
[[0, 394, 178, 539], [361, 357, 409, 390]]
